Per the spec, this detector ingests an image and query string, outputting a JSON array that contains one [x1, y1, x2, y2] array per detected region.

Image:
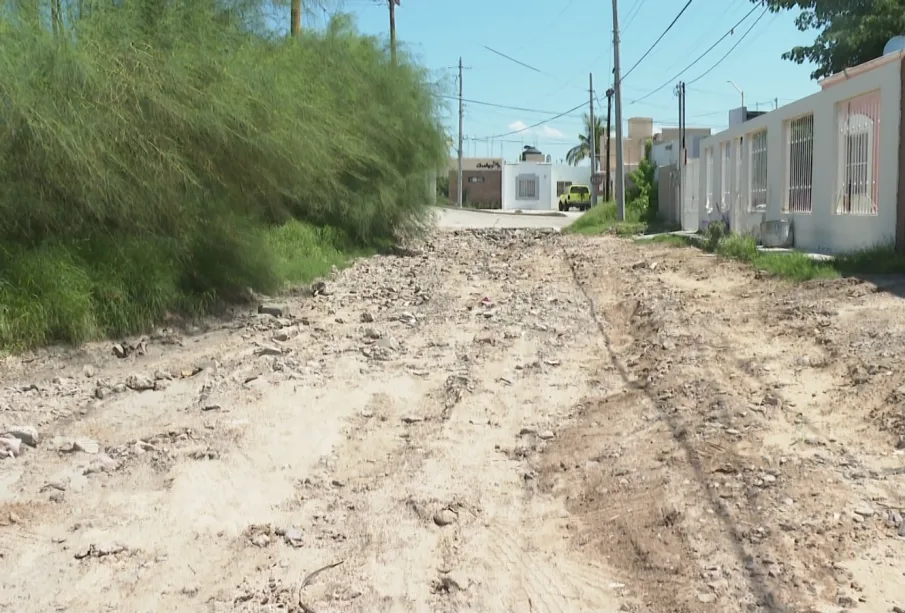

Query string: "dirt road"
[[2, 216, 905, 613]]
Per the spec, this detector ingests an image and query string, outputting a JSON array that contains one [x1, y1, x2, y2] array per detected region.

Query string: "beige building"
[[598, 117, 712, 179]]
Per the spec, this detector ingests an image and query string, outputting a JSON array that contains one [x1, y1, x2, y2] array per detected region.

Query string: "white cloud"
[[508, 120, 530, 133], [541, 125, 564, 138]]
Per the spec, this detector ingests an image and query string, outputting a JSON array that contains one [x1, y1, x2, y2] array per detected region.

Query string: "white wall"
[[651, 142, 679, 179], [695, 54, 902, 253], [551, 164, 592, 198], [501, 162, 549, 210], [501, 162, 594, 210]]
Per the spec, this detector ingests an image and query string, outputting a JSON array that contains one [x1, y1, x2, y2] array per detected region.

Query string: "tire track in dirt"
[[319, 231, 623, 613], [537, 235, 905, 613]]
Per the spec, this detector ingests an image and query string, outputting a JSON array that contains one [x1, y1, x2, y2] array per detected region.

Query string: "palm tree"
[[565, 114, 605, 167]]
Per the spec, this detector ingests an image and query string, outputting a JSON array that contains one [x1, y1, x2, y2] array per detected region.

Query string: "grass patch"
[[566, 202, 644, 236], [640, 224, 905, 283], [0, 3, 447, 350], [0, 221, 359, 350]]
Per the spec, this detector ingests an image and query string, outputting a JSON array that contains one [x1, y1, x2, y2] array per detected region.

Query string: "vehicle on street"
[[558, 184, 591, 211]]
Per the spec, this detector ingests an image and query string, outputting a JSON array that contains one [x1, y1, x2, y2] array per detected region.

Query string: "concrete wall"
[[551, 164, 593, 196], [502, 161, 552, 211], [501, 162, 591, 210], [651, 142, 680, 174], [694, 53, 903, 253]]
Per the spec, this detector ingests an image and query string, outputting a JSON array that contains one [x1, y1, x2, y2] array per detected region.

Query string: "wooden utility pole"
[[605, 88, 613, 202], [675, 81, 686, 218], [589, 73, 598, 207], [389, 0, 400, 63], [611, 0, 626, 220], [290, 0, 301, 37], [457, 56, 464, 208]]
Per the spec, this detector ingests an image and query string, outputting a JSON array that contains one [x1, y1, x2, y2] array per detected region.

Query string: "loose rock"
[[0, 436, 22, 457], [4, 426, 39, 447], [258, 304, 289, 318], [433, 508, 458, 526], [125, 375, 155, 392]]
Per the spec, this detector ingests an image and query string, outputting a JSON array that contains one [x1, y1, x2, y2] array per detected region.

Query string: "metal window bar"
[[720, 142, 731, 212], [517, 176, 537, 199], [835, 91, 880, 216], [783, 114, 814, 213], [748, 129, 768, 212], [705, 147, 713, 213]]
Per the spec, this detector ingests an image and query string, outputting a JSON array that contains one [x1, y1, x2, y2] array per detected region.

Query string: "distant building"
[[520, 145, 545, 162], [448, 158, 503, 208]]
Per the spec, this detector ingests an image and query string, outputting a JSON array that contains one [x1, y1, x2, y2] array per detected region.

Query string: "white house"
[[690, 48, 903, 253], [501, 161, 592, 211]]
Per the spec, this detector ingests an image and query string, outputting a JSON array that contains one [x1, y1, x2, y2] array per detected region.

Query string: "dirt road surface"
[[2, 212, 905, 613]]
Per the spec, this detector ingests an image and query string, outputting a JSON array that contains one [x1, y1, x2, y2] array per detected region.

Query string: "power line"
[[622, 0, 647, 30], [660, 0, 744, 74], [620, 0, 693, 83], [480, 101, 590, 139], [628, 1, 762, 103], [687, 7, 769, 84], [437, 94, 581, 116], [483, 45, 543, 73]]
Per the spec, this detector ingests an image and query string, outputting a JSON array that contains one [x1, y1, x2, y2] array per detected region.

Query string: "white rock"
[[5, 425, 39, 447], [0, 436, 22, 457], [74, 438, 100, 454]]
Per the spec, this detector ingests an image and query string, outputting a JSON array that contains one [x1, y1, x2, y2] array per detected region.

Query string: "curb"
[[434, 206, 567, 218]]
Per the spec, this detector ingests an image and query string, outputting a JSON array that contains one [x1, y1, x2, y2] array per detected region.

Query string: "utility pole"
[[605, 88, 613, 201], [290, 0, 301, 37], [589, 73, 598, 207], [389, 0, 400, 64], [457, 56, 464, 208], [611, 0, 626, 220], [675, 81, 685, 219]]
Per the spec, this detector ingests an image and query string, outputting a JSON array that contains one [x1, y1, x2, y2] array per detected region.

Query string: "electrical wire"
[[686, 7, 769, 84], [480, 101, 590, 139], [437, 94, 580, 116], [620, 0, 693, 83], [628, 2, 763, 103], [483, 46, 543, 74], [660, 0, 744, 74], [622, 0, 647, 30]]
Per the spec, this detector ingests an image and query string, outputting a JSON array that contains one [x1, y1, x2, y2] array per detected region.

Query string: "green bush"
[[626, 139, 658, 221], [0, 2, 447, 349]]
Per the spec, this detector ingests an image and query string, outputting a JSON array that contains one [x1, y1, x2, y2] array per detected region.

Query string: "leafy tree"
[[565, 113, 604, 166], [758, 0, 905, 79], [627, 139, 658, 221]]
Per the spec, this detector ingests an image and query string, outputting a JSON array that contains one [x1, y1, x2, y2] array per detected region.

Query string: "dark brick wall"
[[448, 170, 502, 207]]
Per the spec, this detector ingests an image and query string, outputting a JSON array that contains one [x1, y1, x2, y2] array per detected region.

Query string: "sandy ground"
[[1, 211, 905, 613]]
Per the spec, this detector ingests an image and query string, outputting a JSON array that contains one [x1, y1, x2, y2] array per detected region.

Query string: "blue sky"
[[308, 0, 822, 164]]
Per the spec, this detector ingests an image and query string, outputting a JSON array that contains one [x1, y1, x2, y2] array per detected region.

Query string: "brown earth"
[[1, 224, 904, 613]]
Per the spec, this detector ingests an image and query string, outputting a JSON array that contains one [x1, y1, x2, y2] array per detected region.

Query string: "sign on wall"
[[450, 158, 504, 171]]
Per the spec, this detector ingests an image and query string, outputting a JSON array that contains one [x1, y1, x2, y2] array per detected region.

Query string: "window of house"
[[748, 129, 768, 212], [516, 175, 538, 199], [836, 91, 880, 216], [784, 114, 814, 214], [556, 181, 572, 196]]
